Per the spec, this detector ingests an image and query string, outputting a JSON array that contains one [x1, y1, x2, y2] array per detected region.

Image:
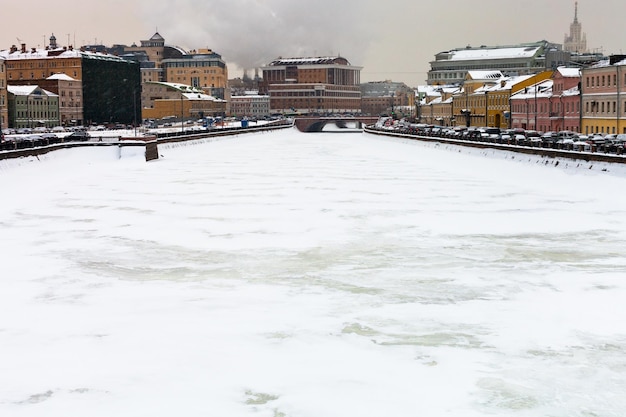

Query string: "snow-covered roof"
[[267, 56, 353, 66], [556, 67, 581, 77], [447, 46, 541, 61], [0, 47, 130, 63], [509, 80, 553, 100], [416, 85, 458, 95], [466, 70, 504, 80], [47, 73, 77, 81], [7, 85, 58, 97], [0, 47, 79, 60], [562, 85, 580, 97], [146, 81, 226, 102], [182, 92, 225, 102]]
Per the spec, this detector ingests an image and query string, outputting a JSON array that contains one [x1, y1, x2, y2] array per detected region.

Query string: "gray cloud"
[[141, 0, 378, 72]]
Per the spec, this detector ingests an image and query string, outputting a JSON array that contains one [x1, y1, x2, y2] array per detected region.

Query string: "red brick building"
[[260, 56, 362, 114]]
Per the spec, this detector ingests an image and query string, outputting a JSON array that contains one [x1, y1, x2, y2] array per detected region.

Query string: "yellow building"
[[141, 82, 226, 120], [453, 70, 553, 128], [580, 56, 626, 135], [3, 44, 82, 83], [162, 49, 228, 100], [419, 86, 457, 125], [120, 32, 229, 110]]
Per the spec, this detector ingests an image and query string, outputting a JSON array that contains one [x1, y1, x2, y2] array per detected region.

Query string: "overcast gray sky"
[[2, 0, 622, 87]]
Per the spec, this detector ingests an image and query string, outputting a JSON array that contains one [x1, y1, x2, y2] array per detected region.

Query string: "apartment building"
[[260, 56, 362, 114], [161, 49, 228, 100], [428, 41, 560, 86], [580, 55, 626, 135], [7, 85, 59, 128], [1, 38, 140, 126], [141, 81, 226, 120], [509, 68, 581, 132], [360, 81, 414, 117], [230, 93, 270, 118]]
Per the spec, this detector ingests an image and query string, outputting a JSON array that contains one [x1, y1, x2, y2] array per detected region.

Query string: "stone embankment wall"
[[363, 126, 626, 166], [0, 121, 293, 163]]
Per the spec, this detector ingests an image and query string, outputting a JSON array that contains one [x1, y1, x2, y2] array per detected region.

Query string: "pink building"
[[548, 67, 581, 132], [510, 80, 552, 132], [510, 67, 581, 133]]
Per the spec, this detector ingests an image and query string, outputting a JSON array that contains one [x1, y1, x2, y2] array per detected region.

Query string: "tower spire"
[[574, 2, 578, 23]]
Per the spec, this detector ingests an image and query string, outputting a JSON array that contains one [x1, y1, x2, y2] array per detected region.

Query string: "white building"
[[428, 41, 560, 86], [230, 92, 270, 118]]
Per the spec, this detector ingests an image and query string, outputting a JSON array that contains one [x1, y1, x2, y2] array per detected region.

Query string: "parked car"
[[65, 131, 90, 141], [41, 133, 61, 144], [572, 140, 591, 151], [556, 130, 578, 140]]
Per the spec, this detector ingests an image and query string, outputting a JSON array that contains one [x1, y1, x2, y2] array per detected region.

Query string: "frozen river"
[[1, 127, 626, 416]]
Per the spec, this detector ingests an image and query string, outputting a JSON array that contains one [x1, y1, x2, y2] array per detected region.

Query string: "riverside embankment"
[[363, 124, 626, 167], [0, 120, 293, 162]]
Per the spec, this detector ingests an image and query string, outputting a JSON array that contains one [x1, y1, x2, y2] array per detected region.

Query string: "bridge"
[[294, 116, 379, 132]]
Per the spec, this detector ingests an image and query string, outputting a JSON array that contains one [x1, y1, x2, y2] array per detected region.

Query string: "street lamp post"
[[181, 94, 184, 134], [133, 85, 137, 137], [485, 91, 489, 127], [534, 83, 538, 130]]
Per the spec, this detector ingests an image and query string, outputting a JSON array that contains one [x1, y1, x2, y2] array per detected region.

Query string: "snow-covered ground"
[[1, 128, 625, 416]]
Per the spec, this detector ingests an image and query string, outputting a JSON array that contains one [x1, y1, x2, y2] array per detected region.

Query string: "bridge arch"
[[294, 116, 378, 132]]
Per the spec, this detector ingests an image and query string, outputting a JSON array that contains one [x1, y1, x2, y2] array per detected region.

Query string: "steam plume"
[[140, 0, 377, 69]]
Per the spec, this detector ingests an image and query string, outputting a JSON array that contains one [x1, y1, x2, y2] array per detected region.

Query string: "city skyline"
[[1, 0, 624, 87]]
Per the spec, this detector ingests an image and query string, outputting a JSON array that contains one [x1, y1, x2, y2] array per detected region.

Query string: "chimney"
[[21, 43, 26, 53], [31, 47, 37, 54], [10, 45, 18, 53]]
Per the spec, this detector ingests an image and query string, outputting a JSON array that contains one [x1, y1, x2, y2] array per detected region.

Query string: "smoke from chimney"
[[140, 0, 376, 70]]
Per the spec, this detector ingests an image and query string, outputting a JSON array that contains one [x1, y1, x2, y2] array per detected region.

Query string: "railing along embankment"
[[0, 120, 294, 163], [363, 125, 626, 166]]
